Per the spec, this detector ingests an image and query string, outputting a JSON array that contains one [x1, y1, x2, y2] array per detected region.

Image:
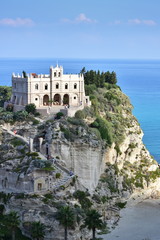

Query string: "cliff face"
[[39, 112, 159, 195]]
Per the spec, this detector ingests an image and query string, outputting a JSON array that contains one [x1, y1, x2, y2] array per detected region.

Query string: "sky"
[[0, 0, 160, 59]]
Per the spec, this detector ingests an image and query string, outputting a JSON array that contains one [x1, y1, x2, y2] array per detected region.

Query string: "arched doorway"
[[63, 94, 69, 105], [53, 94, 61, 105], [43, 95, 49, 106]]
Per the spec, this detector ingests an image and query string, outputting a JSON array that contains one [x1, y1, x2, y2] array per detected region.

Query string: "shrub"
[[6, 103, 13, 112], [13, 110, 29, 121], [67, 117, 85, 126], [63, 128, 73, 141], [25, 103, 36, 114], [44, 193, 54, 199], [56, 172, 61, 178], [85, 84, 97, 95], [0, 86, 12, 107], [115, 201, 127, 209], [26, 152, 39, 157], [89, 128, 101, 140], [55, 112, 64, 119], [75, 110, 85, 119], [91, 117, 113, 145], [11, 138, 25, 147], [32, 119, 40, 125]]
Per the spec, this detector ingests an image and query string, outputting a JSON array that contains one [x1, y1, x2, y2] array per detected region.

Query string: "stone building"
[[9, 65, 91, 115]]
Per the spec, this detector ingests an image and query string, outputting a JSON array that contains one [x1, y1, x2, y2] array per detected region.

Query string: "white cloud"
[[128, 18, 156, 26], [110, 18, 156, 26], [114, 20, 122, 25], [75, 13, 96, 23], [61, 13, 97, 24], [0, 18, 35, 27]]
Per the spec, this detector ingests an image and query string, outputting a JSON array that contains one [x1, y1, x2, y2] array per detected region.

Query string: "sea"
[[0, 58, 160, 162]]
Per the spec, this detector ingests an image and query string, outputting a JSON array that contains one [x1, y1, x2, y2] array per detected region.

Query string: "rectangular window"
[[38, 183, 42, 191], [65, 84, 68, 89]]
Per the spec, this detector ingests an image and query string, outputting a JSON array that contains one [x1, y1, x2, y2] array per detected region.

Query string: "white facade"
[[10, 65, 91, 111]]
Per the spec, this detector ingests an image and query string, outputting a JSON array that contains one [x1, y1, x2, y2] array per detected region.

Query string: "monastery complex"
[[8, 65, 91, 116]]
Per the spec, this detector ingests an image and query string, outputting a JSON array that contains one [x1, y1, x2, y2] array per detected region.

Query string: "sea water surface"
[[0, 58, 160, 162]]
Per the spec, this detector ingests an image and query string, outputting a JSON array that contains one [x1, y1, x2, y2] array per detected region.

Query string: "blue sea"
[[0, 58, 160, 162]]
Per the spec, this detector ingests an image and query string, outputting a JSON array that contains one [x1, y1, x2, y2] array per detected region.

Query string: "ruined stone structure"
[[9, 65, 91, 114]]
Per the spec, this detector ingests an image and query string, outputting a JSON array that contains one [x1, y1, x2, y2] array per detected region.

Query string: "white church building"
[[8, 65, 91, 116]]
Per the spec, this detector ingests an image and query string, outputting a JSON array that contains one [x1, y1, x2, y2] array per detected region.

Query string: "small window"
[[58, 72, 61, 77], [74, 83, 77, 89], [35, 84, 38, 90], [54, 72, 56, 77], [38, 183, 42, 191], [56, 83, 59, 89], [45, 84, 48, 90], [74, 96, 76, 99], [65, 83, 68, 89], [35, 98, 38, 101], [14, 83, 17, 89]]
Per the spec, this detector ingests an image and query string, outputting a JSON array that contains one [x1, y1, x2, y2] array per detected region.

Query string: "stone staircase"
[[52, 159, 74, 190]]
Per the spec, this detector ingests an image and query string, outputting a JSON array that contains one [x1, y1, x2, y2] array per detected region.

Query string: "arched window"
[[74, 83, 77, 89], [45, 84, 48, 90], [65, 83, 68, 89], [58, 72, 61, 77], [56, 83, 59, 89], [35, 84, 38, 90]]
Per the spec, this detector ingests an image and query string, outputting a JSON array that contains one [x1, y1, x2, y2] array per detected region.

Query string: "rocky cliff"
[[0, 86, 160, 239]]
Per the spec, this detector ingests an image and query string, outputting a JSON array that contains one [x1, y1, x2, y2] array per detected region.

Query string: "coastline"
[[101, 198, 160, 240]]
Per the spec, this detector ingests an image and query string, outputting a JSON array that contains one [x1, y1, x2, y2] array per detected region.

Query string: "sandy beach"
[[101, 199, 160, 240]]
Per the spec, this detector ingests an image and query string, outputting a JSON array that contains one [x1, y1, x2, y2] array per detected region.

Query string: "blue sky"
[[0, 0, 160, 59]]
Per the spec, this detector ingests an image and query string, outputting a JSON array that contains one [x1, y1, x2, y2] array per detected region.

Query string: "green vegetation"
[[0, 86, 12, 107], [115, 201, 127, 209], [84, 69, 117, 88], [10, 138, 25, 147], [0, 192, 13, 204], [56, 172, 61, 178], [63, 68, 133, 147], [22, 71, 27, 78], [84, 209, 104, 240], [73, 190, 92, 210], [90, 117, 113, 146], [30, 221, 45, 240], [6, 103, 13, 112], [55, 112, 64, 119], [75, 110, 86, 119], [25, 103, 36, 115], [56, 205, 76, 240], [0, 211, 21, 240]]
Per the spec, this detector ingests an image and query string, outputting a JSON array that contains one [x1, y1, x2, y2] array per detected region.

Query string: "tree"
[[5, 211, 20, 240], [56, 205, 75, 240], [0, 86, 12, 107], [80, 67, 86, 74], [25, 103, 36, 115], [22, 71, 28, 78], [84, 209, 104, 240], [30, 221, 45, 240]]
